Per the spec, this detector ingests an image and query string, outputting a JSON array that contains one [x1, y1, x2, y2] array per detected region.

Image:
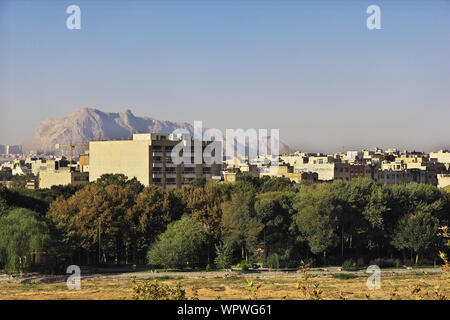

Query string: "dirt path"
[[1, 266, 444, 284]]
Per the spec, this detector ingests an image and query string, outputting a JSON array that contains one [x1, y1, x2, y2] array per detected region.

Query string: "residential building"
[[259, 164, 318, 184], [437, 174, 450, 189], [89, 133, 222, 189], [430, 149, 450, 164], [39, 168, 89, 189]]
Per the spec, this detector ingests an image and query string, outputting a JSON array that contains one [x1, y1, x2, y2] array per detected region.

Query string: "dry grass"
[[0, 272, 448, 300]]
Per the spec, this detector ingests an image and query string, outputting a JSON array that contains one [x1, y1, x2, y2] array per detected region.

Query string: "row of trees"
[[0, 174, 449, 273]]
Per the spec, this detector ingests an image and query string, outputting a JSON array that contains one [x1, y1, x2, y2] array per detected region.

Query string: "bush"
[[332, 273, 358, 280], [341, 259, 358, 271], [132, 279, 186, 300], [205, 264, 211, 272], [369, 258, 402, 269], [240, 260, 252, 271], [303, 257, 317, 268], [356, 257, 365, 267], [265, 253, 280, 269]]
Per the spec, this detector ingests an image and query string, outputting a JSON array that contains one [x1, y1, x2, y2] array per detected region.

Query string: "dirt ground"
[[0, 270, 448, 300]]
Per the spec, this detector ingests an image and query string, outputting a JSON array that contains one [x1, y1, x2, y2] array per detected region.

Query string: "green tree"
[[95, 173, 143, 193], [255, 192, 292, 258], [260, 177, 293, 193], [221, 192, 263, 260], [0, 197, 8, 217], [147, 215, 208, 269], [190, 177, 206, 189], [133, 185, 183, 261], [214, 242, 233, 269], [233, 175, 260, 196], [293, 185, 337, 263], [0, 208, 50, 273], [392, 211, 440, 264]]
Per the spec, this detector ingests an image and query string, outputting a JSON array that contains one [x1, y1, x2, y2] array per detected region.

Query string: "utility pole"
[[98, 217, 102, 264]]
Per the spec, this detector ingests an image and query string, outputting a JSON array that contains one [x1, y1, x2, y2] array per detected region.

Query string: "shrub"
[[240, 260, 252, 271], [332, 273, 358, 280], [369, 258, 402, 269], [132, 278, 186, 300], [266, 253, 280, 269], [303, 257, 317, 268], [356, 257, 365, 267], [341, 259, 358, 271], [205, 264, 211, 272]]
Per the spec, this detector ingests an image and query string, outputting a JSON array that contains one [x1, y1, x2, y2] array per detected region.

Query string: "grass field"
[[0, 272, 448, 300]]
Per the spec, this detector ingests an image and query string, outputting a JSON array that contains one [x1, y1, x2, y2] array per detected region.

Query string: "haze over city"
[[1, 0, 449, 152]]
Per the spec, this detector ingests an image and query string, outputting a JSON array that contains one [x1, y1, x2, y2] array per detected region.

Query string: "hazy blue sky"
[[1, 0, 449, 152]]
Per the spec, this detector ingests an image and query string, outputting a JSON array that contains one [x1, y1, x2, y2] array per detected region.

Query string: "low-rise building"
[[430, 149, 450, 164], [39, 168, 89, 189], [259, 164, 318, 184], [437, 174, 450, 189]]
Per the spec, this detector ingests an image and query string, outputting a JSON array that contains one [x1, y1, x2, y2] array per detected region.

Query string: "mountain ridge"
[[23, 108, 291, 155]]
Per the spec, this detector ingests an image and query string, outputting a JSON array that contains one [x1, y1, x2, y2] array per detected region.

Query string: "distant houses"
[[1, 135, 449, 190]]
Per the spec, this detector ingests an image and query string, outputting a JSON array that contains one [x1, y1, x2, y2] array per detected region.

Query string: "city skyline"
[[1, 0, 450, 152], [0, 106, 449, 156]]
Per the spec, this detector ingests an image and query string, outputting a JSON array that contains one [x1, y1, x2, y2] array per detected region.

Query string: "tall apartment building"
[[89, 133, 222, 189]]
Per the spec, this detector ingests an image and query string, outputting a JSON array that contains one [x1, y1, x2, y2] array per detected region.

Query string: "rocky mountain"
[[23, 108, 291, 156]]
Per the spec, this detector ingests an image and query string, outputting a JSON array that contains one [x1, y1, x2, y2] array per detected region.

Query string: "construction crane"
[[55, 142, 88, 164]]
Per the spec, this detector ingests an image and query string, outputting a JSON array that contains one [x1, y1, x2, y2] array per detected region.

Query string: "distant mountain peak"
[[22, 107, 193, 153], [22, 107, 292, 155]]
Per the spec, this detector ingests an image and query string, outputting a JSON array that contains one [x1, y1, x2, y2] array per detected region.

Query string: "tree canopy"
[[0, 208, 50, 273]]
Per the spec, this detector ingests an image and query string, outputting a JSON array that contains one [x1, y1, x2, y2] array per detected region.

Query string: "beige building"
[[430, 150, 450, 164], [89, 133, 222, 189], [39, 168, 89, 189], [437, 174, 450, 189], [259, 164, 318, 184], [31, 158, 70, 176]]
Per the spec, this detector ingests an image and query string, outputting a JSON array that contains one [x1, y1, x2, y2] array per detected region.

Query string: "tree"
[[190, 177, 206, 189], [214, 242, 233, 269], [0, 208, 50, 273], [133, 185, 183, 261], [95, 173, 143, 193], [221, 192, 263, 260], [48, 183, 138, 264], [392, 211, 439, 264], [0, 197, 8, 217], [254, 192, 292, 258], [233, 175, 260, 196], [260, 177, 293, 193], [147, 215, 208, 269], [180, 182, 223, 239], [293, 185, 337, 263]]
